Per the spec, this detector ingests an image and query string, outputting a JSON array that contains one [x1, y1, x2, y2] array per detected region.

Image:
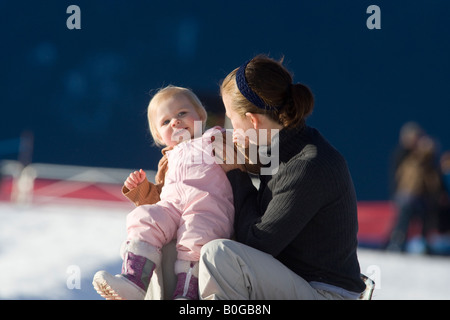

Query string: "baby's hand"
[[124, 169, 146, 190]]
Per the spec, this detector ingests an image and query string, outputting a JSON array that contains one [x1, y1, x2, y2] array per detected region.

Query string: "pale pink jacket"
[[126, 127, 234, 261]]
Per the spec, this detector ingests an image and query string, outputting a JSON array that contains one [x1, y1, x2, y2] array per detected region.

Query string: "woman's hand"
[[155, 155, 168, 185], [211, 131, 246, 173], [232, 129, 250, 148]]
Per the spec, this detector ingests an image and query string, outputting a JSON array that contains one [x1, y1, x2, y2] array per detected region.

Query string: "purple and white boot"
[[93, 240, 161, 300], [173, 260, 199, 300]]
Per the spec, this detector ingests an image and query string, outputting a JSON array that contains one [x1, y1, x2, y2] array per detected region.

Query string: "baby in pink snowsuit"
[[93, 86, 234, 300]]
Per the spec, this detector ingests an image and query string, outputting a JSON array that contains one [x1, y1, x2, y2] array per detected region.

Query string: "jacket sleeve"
[[122, 148, 171, 206], [122, 179, 163, 206], [226, 161, 326, 257]]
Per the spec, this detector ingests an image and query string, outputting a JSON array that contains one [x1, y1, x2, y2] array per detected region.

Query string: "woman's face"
[[222, 93, 254, 133]]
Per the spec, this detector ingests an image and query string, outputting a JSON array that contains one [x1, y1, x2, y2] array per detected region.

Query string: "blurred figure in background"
[[437, 152, 450, 234], [389, 122, 424, 198], [387, 135, 447, 253], [429, 152, 450, 255]]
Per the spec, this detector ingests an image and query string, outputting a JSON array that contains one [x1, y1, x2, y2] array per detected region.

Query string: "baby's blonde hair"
[[147, 85, 208, 146]]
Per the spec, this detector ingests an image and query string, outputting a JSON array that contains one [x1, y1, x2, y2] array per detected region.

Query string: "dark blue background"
[[1, 0, 449, 200]]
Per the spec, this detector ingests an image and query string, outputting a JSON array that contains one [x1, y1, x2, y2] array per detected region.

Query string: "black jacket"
[[226, 125, 366, 293]]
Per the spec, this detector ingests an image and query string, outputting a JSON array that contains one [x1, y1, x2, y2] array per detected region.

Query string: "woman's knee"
[[200, 239, 244, 268], [199, 239, 246, 299], [201, 238, 232, 258]]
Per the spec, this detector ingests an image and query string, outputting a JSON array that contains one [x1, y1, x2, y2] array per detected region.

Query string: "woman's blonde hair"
[[147, 85, 207, 146], [221, 54, 314, 129]]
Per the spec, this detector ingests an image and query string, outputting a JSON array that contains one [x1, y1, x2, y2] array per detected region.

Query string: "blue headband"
[[235, 59, 281, 111]]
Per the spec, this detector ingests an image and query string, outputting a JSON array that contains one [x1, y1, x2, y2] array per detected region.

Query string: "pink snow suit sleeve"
[[126, 127, 234, 261]]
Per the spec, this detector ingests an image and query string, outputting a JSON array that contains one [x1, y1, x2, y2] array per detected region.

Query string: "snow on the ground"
[[358, 247, 450, 300], [0, 201, 128, 299], [1, 201, 450, 300]]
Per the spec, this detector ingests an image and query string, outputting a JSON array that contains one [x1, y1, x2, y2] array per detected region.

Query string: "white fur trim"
[[175, 259, 199, 277], [125, 239, 162, 265], [120, 240, 128, 260]]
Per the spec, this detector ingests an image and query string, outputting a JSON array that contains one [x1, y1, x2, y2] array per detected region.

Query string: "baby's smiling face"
[[155, 95, 203, 147]]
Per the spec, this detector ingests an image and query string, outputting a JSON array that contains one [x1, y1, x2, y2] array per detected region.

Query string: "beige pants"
[[198, 239, 347, 300]]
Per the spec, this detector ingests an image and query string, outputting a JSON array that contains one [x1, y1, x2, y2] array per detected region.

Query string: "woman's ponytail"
[[278, 83, 314, 128], [222, 54, 314, 129]]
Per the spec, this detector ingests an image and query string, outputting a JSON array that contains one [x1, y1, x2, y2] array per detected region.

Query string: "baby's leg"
[[172, 196, 234, 300], [172, 259, 199, 300], [93, 202, 181, 300], [176, 196, 234, 262], [93, 239, 161, 300], [126, 202, 180, 248]]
